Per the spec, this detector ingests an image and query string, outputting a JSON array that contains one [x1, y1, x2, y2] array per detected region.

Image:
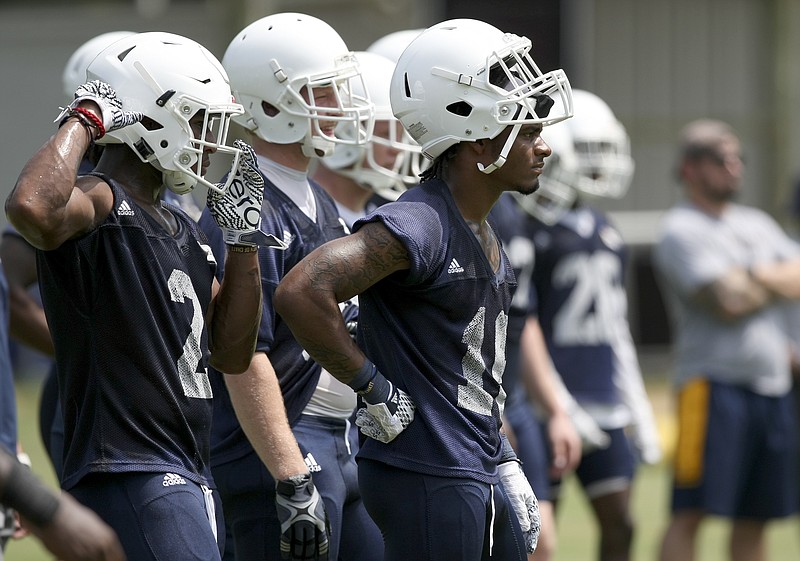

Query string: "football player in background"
[[198, 13, 382, 561], [274, 18, 573, 560], [510, 90, 661, 561], [312, 50, 423, 228]]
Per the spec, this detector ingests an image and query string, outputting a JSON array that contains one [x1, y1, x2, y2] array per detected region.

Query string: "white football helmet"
[[366, 29, 424, 63], [62, 31, 137, 98], [390, 19, 573, 174], [222, 13, 374, 158], [514, 118, 580, 225], [86, 32, 244, 195], [322, 51, 424, 200], [567, 89, 634, 199]]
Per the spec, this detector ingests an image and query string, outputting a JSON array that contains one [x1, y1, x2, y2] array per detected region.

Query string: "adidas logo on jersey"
[[117, 200, 135, 216], [162, 473, 187, 487], [304, 453, 321, 473], [448, 258, 465, 274]]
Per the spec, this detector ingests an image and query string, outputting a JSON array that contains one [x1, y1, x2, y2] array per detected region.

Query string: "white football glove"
[[629, 422, 663, 465], [207, 139, 285, 249], [499, 459, 540, 554], [275, 473, 330, 561], [63, 80, 143, 136], [354, 368, 416, 443]]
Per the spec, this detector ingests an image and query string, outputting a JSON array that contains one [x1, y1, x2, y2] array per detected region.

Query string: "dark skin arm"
[[206, 250, 262, 375], [0, 448, 126, 561], [274, 221, 409, 381], [0, 234, 54, 356], [6, 105, 113, 250]]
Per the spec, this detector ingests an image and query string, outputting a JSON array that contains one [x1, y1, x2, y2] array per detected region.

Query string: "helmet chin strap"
[[477, 123, 522, 174], [302, 134, 335, 158]]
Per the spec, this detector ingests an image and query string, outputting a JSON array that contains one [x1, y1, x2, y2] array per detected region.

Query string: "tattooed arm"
[[274, 221, 409, 384]]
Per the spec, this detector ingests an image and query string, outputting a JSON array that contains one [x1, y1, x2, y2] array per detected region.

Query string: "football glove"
[[498, 434, 540, 554], [207, 139, 286, 249], [65, 80, 143, 136], [353, 364, 415, 443], [629, 421, 663, 465], [275, 473, 330, 561]]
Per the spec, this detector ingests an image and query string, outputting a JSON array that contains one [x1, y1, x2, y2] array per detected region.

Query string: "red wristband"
[[72, 107, 106, 139]]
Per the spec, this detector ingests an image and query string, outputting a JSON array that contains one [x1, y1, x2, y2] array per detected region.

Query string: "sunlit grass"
[[9, 374, 800, 561]]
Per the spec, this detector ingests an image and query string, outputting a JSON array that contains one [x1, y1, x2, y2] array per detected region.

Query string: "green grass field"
[[7, 375, 800, 560]]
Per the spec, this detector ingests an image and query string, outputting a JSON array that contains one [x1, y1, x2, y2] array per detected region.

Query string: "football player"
[[6, 32, 266, 560], [274, 18, 573, 560], [198, 13, 381, 561], [511, 89, 661, 561], [313, 50, 424, 228]]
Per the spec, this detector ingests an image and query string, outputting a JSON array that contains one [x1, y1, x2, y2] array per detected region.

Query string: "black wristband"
[[498, 433, 521, 465], [348, 359, 378, 394], [1, 459, 60, 527]]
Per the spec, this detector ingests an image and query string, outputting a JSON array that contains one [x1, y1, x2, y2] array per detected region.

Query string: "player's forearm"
[[518, 317, 567, 418], [8, 289, 54, 356], [274, 265, 366, 386], [698, 267, 771, 321], [751, 259, 800, 300], [223, 353, 307, 480], [6, 121, 95, 250], [209, 250, 262, 374]]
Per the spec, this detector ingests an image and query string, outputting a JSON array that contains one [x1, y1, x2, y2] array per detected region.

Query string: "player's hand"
[[546, 410, 582, 479], [498, 459, 540, 554], [25, 492, 126, 561], [206, 140, 284, 249], [567, 400, 611, 454], [275, 473, 330, 561], [71, 80, 143, 136], [354, 371, 416, 443], [629, 422, 662, 465]]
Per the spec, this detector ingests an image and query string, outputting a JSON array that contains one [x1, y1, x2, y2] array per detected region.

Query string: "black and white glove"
[[62, 80, 143, 137], [275, 473, 330, 561], [207, 139, 285, 249], [351, 359, 415, 443], [498, 434, 540, 554]]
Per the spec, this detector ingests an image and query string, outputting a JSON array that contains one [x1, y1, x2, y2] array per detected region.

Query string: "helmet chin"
[[302, 135, 335, 158], [163, 170, 196, 195]]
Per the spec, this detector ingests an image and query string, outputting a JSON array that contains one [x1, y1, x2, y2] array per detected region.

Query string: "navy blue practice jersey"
[[199, 173, 348, 467], [37, 176, 217, 490], [353, 179, 516, 484], [526, 206, 629, 404]]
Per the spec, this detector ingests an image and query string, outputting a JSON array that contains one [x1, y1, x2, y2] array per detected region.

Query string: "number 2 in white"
[[168, 269, 212, 399], [457, 307, 508, 416]]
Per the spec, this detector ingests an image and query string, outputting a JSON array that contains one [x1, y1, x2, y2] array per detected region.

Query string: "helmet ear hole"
[[141, 116, 163, 131], [446, 101, 472, 117], [261, 101, 279, 117]]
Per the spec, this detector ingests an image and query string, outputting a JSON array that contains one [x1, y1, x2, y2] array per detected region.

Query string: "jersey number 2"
[[169, 269, 213, 399]]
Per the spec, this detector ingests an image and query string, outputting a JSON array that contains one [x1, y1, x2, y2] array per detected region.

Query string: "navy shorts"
[[213, 414, 382, 561], [503, 397, 552, 501], [671, 379, 799, 519], [550, 427, 635, 500], [70, 471, 224, 561], [358, 458, 527, 561]]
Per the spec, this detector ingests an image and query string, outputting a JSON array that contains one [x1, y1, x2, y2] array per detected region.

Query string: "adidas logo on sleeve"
[[448, 258, 465, 274], [117, 200, 135, 216]]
